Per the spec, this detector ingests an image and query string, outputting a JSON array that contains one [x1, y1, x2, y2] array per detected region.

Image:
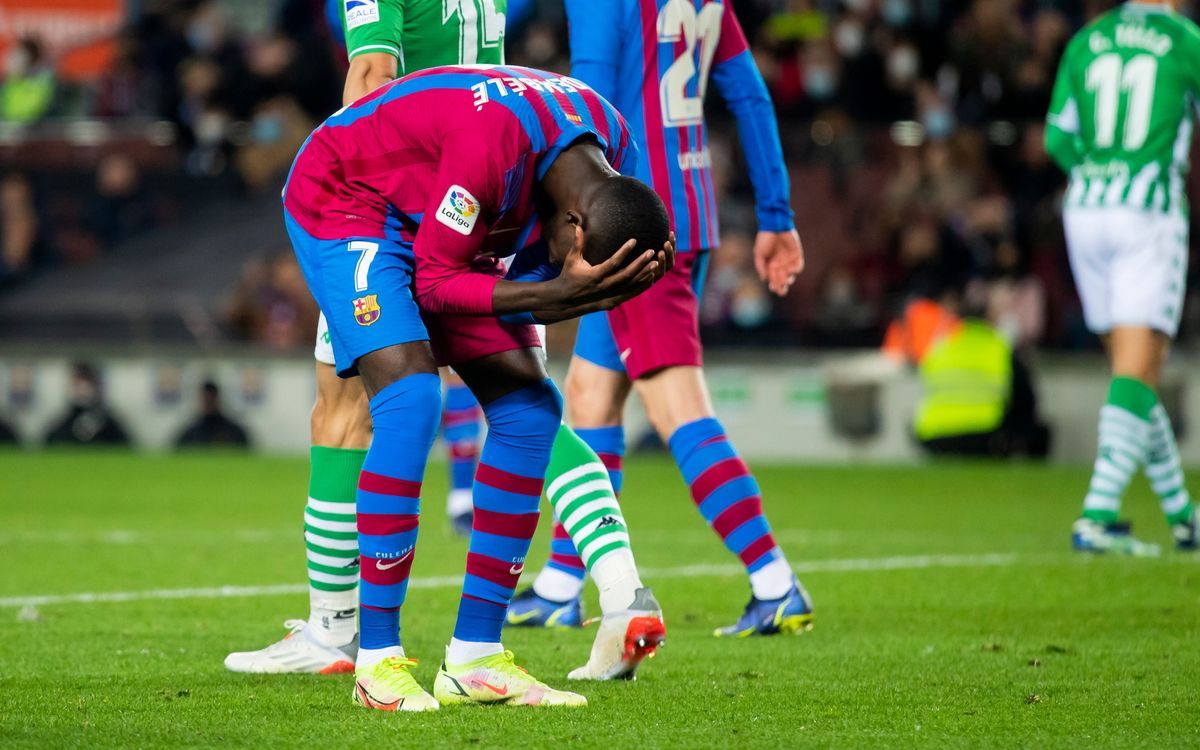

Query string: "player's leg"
[[441, 368, 482, 537], [352, 342, 442, 711], [1064, 208, 1146, 550], [283, 212, 440, 710], [432, 346, 585, 706], [511, 313, 637, 626], [615, 250, 811, 636], [224, 319, 369, 675], [1067, 207, 1189, 554], [559, 352, 665, 680], [1112, 211, 1194, 550], [634, 366, 810, 636]]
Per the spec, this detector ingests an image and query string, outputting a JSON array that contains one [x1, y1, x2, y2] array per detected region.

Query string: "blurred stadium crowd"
[[0, 0, 1197, 351]]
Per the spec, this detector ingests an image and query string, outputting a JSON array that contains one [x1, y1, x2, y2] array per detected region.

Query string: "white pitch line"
[[0, 553, 1021, 609]]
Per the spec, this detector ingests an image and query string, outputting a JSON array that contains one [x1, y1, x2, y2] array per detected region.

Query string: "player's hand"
[[553, 235, 671, 308], [753, 229, 804, 297], [535, 234, 674, 322]]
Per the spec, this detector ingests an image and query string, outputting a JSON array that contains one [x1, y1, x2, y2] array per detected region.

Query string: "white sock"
[[592, 550, 644, 614], [532, 566, 586, 602], [308, 591, 358, 647], [355, 645, 404, 670], [446, 638, 504, 665], [446, 488, 473, 517], [749, 555, 794, 600]]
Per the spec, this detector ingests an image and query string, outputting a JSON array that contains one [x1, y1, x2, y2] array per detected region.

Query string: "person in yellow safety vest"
[[0, 39, 55, 123], [914, 317, 1050, 458]]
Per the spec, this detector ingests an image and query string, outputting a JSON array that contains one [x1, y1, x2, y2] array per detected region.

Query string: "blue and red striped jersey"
[[284, 65, 635, 315], [566, 0, 794, 253]]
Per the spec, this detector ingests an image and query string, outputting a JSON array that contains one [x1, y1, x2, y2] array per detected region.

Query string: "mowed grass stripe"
[[0, 552, 1027, 608]]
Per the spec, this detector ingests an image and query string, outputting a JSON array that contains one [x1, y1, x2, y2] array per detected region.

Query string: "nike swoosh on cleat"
[[376, 550, 413, 571], [473, 680, 509, 696], [506, 610, 541, 624], [356, 683, 401, 710]]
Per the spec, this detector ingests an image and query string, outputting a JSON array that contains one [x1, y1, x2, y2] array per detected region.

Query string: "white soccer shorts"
[[314, 312, 336, 366], [1063, 206, 1188, 338]]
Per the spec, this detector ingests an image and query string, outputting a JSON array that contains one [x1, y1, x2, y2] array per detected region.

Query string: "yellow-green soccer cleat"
[[433, 650, 587, 707], [352, 656, 440, 712]]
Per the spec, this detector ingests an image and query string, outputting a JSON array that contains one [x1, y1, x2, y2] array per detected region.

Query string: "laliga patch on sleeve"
[[436, 185, 481, 236], [344, 0, 381, 30]]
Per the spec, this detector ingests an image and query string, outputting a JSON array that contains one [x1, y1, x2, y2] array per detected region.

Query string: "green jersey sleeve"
[[1183, 20, 1200, 108], [342, 0, 405, 60], [341, 0, 508, 71], [1045, 35, 1084, 174]]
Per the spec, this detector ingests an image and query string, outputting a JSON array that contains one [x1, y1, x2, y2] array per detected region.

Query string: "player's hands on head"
[[753, 229, 804, 296], [535, 233, 675, 323]]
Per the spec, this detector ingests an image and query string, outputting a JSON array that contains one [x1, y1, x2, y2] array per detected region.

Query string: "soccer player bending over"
[[282, 65, 672, 710], [228, 0, 668, 682], [509, 0, 813, 638], [1045, 0, 1199, 554]]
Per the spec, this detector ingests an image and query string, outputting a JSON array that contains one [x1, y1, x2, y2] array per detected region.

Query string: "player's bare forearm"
[[343, 53, 398, 105]]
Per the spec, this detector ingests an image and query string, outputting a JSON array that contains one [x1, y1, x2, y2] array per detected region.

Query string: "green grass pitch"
[[1, 450, 1197, 748]]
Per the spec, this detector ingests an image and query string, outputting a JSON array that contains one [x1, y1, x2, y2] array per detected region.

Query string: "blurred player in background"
[[509, 0, 813, 638], [228, 0, 667, 683], [1045, 0, 1199, 555], [281, 65, 671, 710]]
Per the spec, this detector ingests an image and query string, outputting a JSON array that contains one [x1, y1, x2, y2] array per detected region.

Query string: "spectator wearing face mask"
[[175, 380, 251, 449], [43, 363, 130, 447]]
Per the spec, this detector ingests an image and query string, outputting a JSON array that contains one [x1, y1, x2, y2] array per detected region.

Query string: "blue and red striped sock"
[[442, 382, 482, 500], [451, 380, 562, 655], [668, 417, 793, 600], [575, 426, 625, 495], [545, 521, 585, 581], [356, 374, 441, 656]]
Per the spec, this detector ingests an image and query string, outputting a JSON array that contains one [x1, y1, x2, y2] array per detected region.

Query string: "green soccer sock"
[[1082, 376, 1156, 524], [305, 446, 365, 623], [1146, 403, 1194, 525], [535, 424, 642, 611]]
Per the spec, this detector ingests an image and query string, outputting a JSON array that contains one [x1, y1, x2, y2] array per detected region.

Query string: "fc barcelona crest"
[[353, 295, 381, 326]]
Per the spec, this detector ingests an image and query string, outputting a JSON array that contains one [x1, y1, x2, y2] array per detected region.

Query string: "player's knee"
[[368, 373, 443, 448], [565, 362, 624, 428], [484, 378, 563, 450], [311, 387, 372, 449], [637, 367, 714, 441]]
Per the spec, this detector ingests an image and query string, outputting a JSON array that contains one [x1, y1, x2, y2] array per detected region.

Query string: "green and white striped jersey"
[[341, 0, 508, 73], [1045, 3, 1200, 214]]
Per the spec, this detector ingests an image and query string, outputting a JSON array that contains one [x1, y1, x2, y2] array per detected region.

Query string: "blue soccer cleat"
[[1072, 518, 1160, 556], [450, 511, 473, 540], [1172, 508, 1197, 551], [504, 587, 583, 629], [714, 581, 814, 637]]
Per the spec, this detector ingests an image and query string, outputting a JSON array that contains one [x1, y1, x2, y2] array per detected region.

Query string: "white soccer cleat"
[[224, 619, 357, 674], [568, 587, 665, 681]]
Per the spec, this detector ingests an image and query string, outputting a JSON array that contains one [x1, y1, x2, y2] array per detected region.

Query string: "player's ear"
[[568, 210, 585, 255]]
